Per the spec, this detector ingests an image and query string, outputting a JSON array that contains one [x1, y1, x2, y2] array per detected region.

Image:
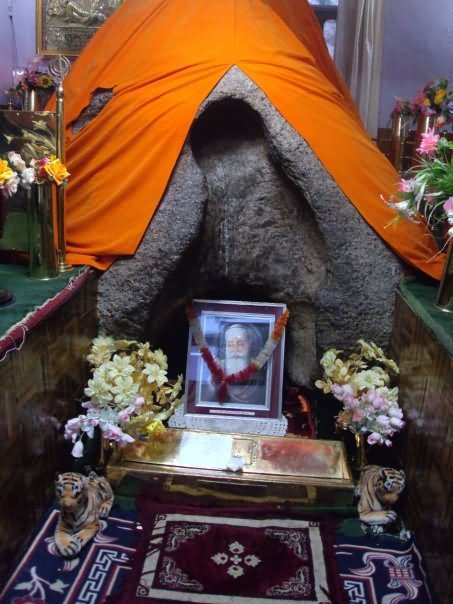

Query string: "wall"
[[379, 0, 453, 127], [0, 0, 36, 104]]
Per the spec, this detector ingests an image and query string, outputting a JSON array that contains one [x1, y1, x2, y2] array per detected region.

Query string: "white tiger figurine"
[[54, 471, 114, 558], [357, 465, 405, 525]]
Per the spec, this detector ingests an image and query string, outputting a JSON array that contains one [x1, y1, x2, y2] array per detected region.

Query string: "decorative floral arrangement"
[[186, 305, 289, 400], [385, 130, 453, 239], [64, 336, 183, 458], [15, 66, 54, 93], [391, 80, 453, 128], [0, 151, 70, 198], [315, 340, 404, 446], [30, 155, 70, 186], [391, 97, 416, 120], [412, 79, 453, 128]]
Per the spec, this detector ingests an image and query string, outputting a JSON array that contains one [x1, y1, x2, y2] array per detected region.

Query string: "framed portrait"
[[36, 0, 124, 56], [169, 300, 288, 435]]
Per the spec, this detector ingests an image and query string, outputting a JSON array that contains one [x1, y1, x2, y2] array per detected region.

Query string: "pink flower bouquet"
[[315, 340, 404, 446], [385, 130, 453, 237]]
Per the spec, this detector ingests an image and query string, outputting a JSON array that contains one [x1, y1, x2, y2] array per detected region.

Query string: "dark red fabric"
[[115, 501, 346, 604], [0, 267, 93, 359]]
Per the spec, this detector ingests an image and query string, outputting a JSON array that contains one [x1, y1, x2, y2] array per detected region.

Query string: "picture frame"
[[170, 299, 288, 436], [36, 0, 123, 57]]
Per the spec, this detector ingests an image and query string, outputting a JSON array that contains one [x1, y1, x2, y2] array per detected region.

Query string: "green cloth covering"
[[0, 211, 28, 251], [0, 262, 84, 339], [399, 277, 453, 355]]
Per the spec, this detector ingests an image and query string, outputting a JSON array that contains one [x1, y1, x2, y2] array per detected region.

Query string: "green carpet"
[[0, 262, 85, 338], [399, 277, 453, 355], [0, 211, 28, 252]]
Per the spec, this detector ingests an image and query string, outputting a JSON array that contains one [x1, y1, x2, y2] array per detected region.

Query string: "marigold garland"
[[187, 305, 289, 401]]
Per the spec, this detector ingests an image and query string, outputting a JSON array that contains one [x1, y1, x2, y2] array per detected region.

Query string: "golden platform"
[[107, 429, 355, 507]]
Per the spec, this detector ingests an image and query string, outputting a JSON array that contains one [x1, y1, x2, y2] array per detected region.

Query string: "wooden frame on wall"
[[36, 0, 123, 57]]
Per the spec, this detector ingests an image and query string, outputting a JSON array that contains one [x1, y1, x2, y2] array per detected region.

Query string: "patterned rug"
[[116, 503, 345, 604], [0, 506, 141, 604], [0, 505, 435, 604], [335, 533, 433, 604]]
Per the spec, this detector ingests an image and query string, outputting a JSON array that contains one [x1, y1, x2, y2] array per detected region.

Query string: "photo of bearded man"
[[199, 320, 269, 406]]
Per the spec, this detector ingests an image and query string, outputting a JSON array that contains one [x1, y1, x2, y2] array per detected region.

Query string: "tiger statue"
[[54, 471, 114, 558], [357, 465, 405, 526]]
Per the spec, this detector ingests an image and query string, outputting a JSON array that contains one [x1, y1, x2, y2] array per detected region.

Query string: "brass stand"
[[436, 237, 453, 312], [49, 56, 72, 273], [412, 114, 436, 166], [353, 432, 367, 472], [55, 79, 72, 273], [390, 114, 405, 172], [27, 182, 59, 279]]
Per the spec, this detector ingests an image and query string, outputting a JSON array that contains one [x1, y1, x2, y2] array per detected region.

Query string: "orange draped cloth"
[[62, 0, 443, 279]]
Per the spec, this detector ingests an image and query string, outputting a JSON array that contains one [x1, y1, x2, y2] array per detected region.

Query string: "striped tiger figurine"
[[54, 471, 114, 558], [357, 465, 405, 526]]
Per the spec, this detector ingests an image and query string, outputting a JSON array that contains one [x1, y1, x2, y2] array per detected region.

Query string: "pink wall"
[[0, 0, 36, 104], [378, 0, 453, 127]]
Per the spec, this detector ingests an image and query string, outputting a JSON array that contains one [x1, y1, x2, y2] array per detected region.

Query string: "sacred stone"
[[93, 67, 403, 385]]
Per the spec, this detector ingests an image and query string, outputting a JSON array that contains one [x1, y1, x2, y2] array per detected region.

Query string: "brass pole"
[[390, 114, 404, 173], [412, 114, 436, 167], [436, 237, 453, 312], [55, 70, 72, 272]]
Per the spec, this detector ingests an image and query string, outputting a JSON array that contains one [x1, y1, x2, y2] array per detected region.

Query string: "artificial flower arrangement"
[[385, 129, 453, 239], [15, 61, 54, 93], [315, 340, 404, 446], [0, 151, 70, 198], [412, 78, 453, 128], [64, 336, 183, 458], [390, 79, 453, 128], [390, 97, 416, 120]]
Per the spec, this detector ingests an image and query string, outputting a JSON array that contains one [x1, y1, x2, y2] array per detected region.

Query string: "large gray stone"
[[96, 67, 404, 385]]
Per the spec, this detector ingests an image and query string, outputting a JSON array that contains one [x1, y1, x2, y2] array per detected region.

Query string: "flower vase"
[[412, 114, 436, 165], [436, 236, 453, 312], [72, 425, 102, 474], [23, 89, 37, 111], [100, 437, 114, 468], [27, 182, 58, 279], [353, 432, 367, 472], [390, 114, 406, 172]]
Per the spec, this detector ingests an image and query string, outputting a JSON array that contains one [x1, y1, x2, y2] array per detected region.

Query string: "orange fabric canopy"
[[62, 0, 443, 279]]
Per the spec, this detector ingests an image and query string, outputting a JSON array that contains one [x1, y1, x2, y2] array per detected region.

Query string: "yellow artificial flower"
[[87, 335, 116, 367], [143, 362, 168, 387], [351, 369, 386, 391], [145, 419, 166, 436], [43, 157, 70, 185], [149, 348, 168, 371], [434, 88, 447, 105], [37, 74, 53, 88], [320, 348, 341, 376], [0, 159, 14, 185], [423, 98, 431, 107], [314, 378, 333, 394]]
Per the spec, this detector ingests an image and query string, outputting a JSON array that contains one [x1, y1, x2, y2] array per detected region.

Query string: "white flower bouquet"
[[315, 340, 404, 446], [64, 336, 183, 458]]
